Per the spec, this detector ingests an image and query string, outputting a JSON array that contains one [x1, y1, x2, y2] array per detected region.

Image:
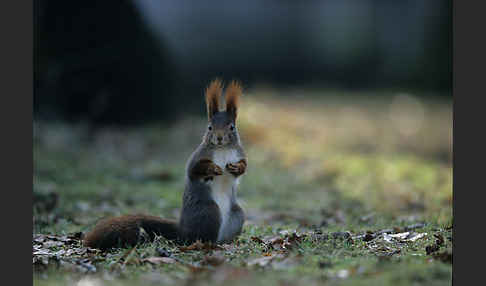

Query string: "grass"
[[33, 88, 452, 285]]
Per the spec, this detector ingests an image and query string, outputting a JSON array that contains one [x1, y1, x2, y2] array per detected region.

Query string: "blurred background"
[[33, 0, 453, 233], [34, 0, 451, 125], [34, 1, 452, 283]]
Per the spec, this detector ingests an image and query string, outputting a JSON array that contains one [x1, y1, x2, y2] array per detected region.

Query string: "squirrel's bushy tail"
[[83, 215, 178, 250]]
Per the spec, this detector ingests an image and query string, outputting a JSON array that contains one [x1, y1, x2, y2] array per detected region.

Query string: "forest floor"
[[33, 88, 452, 285]]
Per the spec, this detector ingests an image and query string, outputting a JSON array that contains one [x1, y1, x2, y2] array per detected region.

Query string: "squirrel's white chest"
[[212, 149, 239, 169], [210, 149, 240, 241]]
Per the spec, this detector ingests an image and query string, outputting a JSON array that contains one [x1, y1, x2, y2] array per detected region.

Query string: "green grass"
[[33, 89, 452, 285]]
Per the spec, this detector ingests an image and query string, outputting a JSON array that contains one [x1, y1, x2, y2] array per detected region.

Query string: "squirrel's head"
[[203, 79, 242, 147]]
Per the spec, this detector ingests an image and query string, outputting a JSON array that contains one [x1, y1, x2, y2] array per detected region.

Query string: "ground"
[[33, 88, 452, 285]]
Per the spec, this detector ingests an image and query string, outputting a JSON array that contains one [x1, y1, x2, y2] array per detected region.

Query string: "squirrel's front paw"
[[226, 159, 246, 177], [203, 164, 223, 182], [208, 163, 223, 176], [190, 159, 223, 181]]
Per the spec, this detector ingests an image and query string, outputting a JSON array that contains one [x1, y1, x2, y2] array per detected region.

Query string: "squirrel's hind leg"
[[178, 200, 221, 244]]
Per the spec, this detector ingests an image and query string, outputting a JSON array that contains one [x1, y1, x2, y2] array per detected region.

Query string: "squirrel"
[[83, 79, 247, 250]]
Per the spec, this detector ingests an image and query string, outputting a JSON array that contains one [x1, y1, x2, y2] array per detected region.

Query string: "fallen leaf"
[[53, 249, 66, 256], [33, 249, 51, 256], [33, 236, 45, 243], [406, 232, 427, 242], [43, 240, 64, 248], [383, 233, 393, 243], [376, 228, 394, 235], [389, 232, 410, 239], [142, 257, 177, 265], [266, 236, 284, 245], [251, 236, 265, 244]]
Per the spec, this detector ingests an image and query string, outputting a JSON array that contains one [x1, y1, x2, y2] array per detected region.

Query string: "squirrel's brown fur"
[[83, 215, 178, 250], [205, 78, 223, 120], [224, 80, 242, 120]]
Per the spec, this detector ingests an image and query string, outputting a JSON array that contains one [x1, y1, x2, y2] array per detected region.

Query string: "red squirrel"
[[83, 79, 247, 250]]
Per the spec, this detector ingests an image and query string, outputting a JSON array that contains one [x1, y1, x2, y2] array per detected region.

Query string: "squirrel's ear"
[[205, 79, 223, 121], [225, 80, 242, 121]]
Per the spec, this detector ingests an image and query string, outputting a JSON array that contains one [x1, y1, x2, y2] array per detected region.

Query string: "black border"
[[453, 0, 485, 284], [1, 1, 33, 285]]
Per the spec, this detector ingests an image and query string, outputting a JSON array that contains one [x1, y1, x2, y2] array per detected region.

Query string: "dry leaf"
[[383, 233, 393, 243], [142, 257, 177, 265], [251, 236, 265, 244], [389, 232, 410, 239], [406, 233, 427, 242]]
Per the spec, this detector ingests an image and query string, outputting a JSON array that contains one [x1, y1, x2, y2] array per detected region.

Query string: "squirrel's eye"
[[208, 126, 212, 131], [230, 125, 235, 131]]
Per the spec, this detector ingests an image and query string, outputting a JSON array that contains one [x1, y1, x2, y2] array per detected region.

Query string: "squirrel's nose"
[[217, 136, 223, 142]]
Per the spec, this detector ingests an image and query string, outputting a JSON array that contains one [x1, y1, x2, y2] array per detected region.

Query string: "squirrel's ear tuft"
[[225, 80, 242, 121], [205, 78, 223, 120]]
